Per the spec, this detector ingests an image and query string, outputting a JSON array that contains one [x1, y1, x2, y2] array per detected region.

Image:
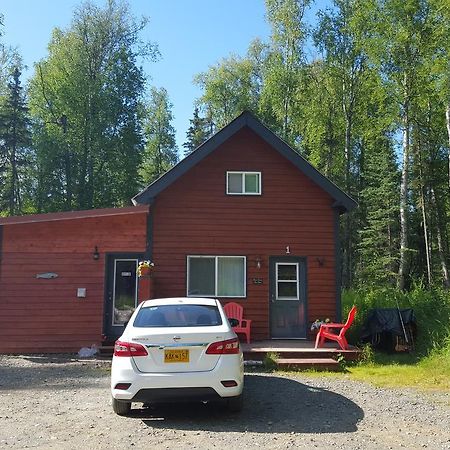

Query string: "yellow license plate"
[[164, 349, 189, 363]]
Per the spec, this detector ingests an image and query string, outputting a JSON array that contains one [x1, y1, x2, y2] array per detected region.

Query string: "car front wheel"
[[112, 397, 131, 416]]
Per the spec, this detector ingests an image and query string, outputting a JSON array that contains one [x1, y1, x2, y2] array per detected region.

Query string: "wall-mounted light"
[[285, 246, 290, 254], [93, 246, 100, 261], [255, 257, 262, 270], [316, 257, 325, 267]]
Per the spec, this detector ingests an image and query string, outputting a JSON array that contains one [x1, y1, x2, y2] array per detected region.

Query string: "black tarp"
[[361, 308, 416, 339], [361, 308, 417, 351]]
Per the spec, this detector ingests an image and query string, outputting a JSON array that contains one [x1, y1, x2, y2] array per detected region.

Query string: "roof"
[[0, 205, 149, 226], [132, 111, 357, 213]]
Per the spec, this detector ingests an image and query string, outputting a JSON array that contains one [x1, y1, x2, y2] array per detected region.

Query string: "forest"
[[1, 0, 450, 295]]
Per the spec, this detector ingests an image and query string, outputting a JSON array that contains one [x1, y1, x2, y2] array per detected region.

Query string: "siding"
[[0, 212, 147, 353], [151, 127, 337, 340]]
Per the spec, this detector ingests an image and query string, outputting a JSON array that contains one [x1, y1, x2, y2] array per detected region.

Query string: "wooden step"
[[98, 345, 114, 355], [275, 357, 340, 371], [244, 349, 360, 362]]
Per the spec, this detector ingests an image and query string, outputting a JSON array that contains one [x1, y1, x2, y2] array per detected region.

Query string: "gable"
[[132, 111, 357, 213], [155, 127, 335, 209]]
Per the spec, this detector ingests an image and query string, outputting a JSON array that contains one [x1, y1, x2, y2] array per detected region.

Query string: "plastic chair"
[[315, 306, 357, 350], [223, 302, 252, 344]]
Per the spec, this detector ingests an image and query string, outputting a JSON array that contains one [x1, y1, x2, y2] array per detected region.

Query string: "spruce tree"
[[140, 87, 178, 184], [183, 107, 212, 156], [358, 138, 399, 285], [0, 67, 31, 215]]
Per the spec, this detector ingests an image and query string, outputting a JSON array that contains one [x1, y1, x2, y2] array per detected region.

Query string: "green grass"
[[347, 352, 450, 391], [282, 352, 450, 392], [331, 285, 450, 392]]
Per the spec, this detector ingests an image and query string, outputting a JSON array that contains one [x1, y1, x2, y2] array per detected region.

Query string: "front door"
[[269, 256, 307, 338], [104, 253, 142, 340]]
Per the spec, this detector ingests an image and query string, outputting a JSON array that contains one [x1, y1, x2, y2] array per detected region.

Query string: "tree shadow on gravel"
[[0, 356, 108, 391], [133, 374, 364, 434]]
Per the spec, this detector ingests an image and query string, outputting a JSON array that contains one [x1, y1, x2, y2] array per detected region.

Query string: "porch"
[[242, 340, 361, 371]]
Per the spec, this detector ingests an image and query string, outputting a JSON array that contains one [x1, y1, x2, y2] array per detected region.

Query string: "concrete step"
[[275, 357, 340, 371]]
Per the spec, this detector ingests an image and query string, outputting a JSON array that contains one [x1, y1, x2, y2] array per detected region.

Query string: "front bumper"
[[111, 354, 244, 402]]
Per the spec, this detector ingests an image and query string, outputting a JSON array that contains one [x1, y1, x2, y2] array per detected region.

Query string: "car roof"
[[140, 297, 219, 308]]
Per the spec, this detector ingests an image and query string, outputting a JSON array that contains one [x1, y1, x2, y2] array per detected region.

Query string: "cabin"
[[0, 112, 356, 353]]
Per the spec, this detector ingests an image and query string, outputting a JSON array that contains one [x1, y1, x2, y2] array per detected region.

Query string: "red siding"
[[0, 212, 147, 353], [151, 127, 337, 340]]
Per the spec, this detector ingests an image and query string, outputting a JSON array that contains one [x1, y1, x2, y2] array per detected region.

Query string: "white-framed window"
[[275, 262, 300, 300], [226, 171, 261, 195], [187, 255, 246, 298], [112, 259, 139, 326]]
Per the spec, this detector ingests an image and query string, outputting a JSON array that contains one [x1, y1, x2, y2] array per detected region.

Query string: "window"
[[226, 171, 261, 195], [133, 304, 223, 328], [112, 259, 138, 326], [275, 263, 299, 300], [187, 256, 246, 298]]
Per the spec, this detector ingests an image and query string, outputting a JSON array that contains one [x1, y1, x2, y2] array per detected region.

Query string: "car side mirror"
[[229, 318, 239, 327]]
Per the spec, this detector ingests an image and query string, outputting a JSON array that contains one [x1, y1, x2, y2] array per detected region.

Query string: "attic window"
[[226, 171, 261, 195]]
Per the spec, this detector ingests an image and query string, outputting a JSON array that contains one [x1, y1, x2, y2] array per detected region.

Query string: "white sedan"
[[111, 297, 244, 415]]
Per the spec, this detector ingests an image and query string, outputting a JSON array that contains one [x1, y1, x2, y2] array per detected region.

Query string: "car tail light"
[[206, 338, 240, 355], [114, 340, 148, 357], [114, 383, 131, 390], [221, 380, 238, 387]]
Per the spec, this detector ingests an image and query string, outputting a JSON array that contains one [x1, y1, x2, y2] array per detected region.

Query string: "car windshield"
[[133, 304, 223, 328]]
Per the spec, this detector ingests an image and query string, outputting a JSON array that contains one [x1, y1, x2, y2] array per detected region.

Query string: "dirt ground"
[[0, 355, 449, 449]]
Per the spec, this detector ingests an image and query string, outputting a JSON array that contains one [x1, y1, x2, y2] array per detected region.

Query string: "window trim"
[[186, 255, 247, 298], [275, 262, 299, 301], [226, 171, 262, 195]]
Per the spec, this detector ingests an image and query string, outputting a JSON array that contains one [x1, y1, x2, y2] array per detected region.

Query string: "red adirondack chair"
[[223, 302, 252, 344], [315, 306, 357, 350]]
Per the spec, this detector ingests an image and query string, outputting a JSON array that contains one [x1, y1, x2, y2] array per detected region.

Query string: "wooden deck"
[[242, 340, 360, 370]]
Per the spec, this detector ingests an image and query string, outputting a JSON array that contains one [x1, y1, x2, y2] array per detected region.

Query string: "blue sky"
[[1, 0, 328, 154]]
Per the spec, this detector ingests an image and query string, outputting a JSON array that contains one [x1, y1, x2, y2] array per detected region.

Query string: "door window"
[[113, 259, 138, 326], [276, 263, 299, 300]]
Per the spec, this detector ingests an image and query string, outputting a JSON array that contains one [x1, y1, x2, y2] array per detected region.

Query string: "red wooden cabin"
[[0, 112, 356, 353]]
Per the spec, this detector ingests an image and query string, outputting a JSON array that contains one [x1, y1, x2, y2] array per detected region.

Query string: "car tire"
[[112, 397, 131, 416], [227, 394, 243, 412]]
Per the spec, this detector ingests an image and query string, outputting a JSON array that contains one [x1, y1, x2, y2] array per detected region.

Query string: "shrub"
[[342, 284, 450, 356], [263, 352, 279, 371]]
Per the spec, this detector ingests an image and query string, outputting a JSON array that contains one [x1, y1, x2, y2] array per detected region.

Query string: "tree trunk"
[[446, 103, 450, 189], [342, 113, 352, 288], [420, 186, 432, 285], [9, 145, 17, 215], [431, 187, 450, 288], [417, 145, 432, 285], [398, 104, 410, 290]]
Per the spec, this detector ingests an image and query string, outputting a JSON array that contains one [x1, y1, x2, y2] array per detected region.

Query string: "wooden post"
[[138, 276, 154, 303]]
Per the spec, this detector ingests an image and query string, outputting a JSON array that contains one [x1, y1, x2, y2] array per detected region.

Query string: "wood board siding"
[[151, 127, 337, 340], [0, 212, 147, 353]]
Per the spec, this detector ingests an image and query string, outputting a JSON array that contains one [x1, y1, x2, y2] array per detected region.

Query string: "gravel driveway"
[[0, 355, 449, 449]]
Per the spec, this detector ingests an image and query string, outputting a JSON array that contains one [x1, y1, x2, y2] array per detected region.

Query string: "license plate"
[[164, 349, 189, 363]]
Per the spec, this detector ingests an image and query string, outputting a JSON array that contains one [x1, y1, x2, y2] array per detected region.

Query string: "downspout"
[[333, 205, 343, 322], [144, 198, 155, 261], [141, 199, 155, 301], [0, 225, 3, 284]]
